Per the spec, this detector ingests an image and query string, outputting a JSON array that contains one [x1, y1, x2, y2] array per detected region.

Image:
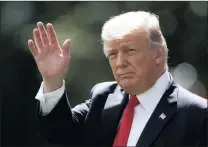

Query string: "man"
[[28, 11, 207, 147]]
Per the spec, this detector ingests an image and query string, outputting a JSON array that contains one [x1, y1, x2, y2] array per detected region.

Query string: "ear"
[[155, 48, 164, 64]]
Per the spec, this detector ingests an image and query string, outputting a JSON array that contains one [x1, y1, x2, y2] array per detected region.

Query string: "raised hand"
[[28, 22, 71, 92]]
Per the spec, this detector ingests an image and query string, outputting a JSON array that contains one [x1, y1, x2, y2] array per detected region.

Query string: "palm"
[[36, 47, 69, 77], [28, 22, 70, 78]]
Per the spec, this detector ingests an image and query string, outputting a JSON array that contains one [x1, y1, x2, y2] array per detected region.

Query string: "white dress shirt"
[[127, 71, 171, 146], [35, 80, 66, 116], [35, 70, 171, 146]]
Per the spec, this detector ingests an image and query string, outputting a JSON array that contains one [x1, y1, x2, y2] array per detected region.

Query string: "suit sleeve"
[[199, 117, 207, 146], [197, 102, 208, 147], [35, 80, 66, 115], [197, 101, 208, 147], [36, 85, 96, 146]]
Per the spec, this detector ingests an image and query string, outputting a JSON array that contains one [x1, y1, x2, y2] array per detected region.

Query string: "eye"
[[130, 49, 136, 51], [128, 48, 137, 53], [108, 53, 117, 58]]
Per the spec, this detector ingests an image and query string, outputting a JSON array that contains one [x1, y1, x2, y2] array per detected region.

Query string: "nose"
[[116, 52, 127, 68]]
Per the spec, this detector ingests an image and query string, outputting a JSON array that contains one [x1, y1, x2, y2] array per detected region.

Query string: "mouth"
[[118, 73, 133, 78]]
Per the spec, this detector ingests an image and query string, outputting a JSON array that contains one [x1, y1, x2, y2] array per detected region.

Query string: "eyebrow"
[[108, 42, 137, 49], [107, 48, 117, 54], [120, 44, 138, 51], [106, 41, 138, 54], [120, 41, 137, 47]]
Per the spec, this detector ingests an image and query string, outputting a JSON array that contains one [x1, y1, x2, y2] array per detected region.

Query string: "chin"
[[118, 78, 136, 91]]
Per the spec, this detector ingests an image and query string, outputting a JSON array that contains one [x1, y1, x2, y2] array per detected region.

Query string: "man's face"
[[106, 31, 159, 95]]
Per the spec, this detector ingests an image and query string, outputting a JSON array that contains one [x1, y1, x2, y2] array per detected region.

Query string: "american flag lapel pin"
[[159, 113, 166, 120]]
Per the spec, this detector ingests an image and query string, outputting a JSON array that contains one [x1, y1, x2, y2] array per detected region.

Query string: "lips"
[[118, 73, 133, 78]]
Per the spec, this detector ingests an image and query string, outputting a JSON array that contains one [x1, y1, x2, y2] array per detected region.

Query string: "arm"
[[36, 81, 94, 145], [35, 80, 66, 116], [197, 107, 208, 147], [37, 93, 91, 145], [27, 22, 89, 145], [198, 117, 207, 146]]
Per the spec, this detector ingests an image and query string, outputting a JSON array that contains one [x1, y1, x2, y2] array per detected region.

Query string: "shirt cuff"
[[35, 80, 65, 104]]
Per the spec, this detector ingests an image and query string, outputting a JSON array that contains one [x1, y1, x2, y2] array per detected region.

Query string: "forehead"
[[105, 31, 147, 50]]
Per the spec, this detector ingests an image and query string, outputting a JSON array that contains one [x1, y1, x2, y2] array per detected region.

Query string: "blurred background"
[[0, 1, 207, 146]]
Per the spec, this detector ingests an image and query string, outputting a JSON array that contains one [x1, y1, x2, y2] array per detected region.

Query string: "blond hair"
[[101, 11, 168, 65]]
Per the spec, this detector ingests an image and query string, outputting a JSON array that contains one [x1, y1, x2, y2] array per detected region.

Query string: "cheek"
[[132, 55, 151, 74], [132, 54, 146, 67], [109, 62, 117, 74]]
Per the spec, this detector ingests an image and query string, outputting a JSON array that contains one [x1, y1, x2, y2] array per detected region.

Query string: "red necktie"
[[113, 95, 140, 147]]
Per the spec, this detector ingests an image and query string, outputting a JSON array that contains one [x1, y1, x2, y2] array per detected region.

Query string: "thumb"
[[62, 39, 71, 56]]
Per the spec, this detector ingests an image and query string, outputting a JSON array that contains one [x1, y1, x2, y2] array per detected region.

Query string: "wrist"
[[42, 76, 64, 93]]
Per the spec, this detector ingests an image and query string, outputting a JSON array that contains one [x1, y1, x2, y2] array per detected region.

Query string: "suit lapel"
[[136, 80, 178, 147], [100, 87, 129, 145]]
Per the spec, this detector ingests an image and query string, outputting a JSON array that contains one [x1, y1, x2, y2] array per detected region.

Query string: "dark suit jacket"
[[37, 75, 208, 147]]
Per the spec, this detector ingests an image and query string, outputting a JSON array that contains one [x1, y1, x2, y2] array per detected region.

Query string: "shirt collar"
[[135, 70, 171, 113]]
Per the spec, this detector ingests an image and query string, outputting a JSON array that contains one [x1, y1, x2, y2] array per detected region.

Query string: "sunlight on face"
[[106, 31, 158, 95]]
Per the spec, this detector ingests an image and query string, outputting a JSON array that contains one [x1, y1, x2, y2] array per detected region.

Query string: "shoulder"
[[73, 81, 119, 113], [177, 85, 207, 116], [92, 81, 118, 91], [177, 85, 207, 109], [90, 81, 119, 98]]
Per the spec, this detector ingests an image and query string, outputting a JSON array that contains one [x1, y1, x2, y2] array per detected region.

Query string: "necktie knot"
[[129, 95, 140, 107]]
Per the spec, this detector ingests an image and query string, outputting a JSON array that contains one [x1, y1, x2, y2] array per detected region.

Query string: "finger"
[[47, 23, 60, 47], [37, 22, 49, 46], [28, 39, 38, 57], [33, 28, 43, 50], [62, 39, 71, 57]]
